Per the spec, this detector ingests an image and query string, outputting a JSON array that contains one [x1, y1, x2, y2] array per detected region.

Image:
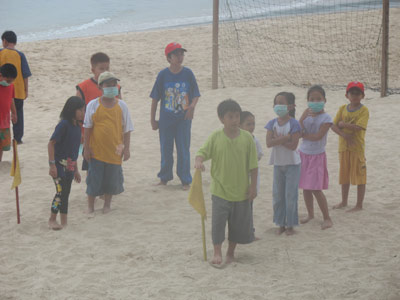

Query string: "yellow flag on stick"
[[188, 169, 207, 261], [188, 169, 206, 218], [10, 140, 21, 189]]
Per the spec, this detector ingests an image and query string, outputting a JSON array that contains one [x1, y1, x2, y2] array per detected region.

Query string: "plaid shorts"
[[0, 128, 11, 151]]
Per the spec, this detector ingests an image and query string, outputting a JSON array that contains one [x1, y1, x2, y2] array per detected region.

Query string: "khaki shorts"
[[339, 151, 366, 185], [0, 128, 11, 151]]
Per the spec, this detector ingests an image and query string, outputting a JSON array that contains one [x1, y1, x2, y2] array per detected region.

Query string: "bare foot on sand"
[[347, 206, 362, 213], [48, 220, 63, 230], [103, 206, 112, 214], [321, 219, 333, 230], [333, 202, 347, 209], [182, 184, 190, 191], [225, 254, 235, 264], [285, 227, 295, 236], [300, 216, 314, 224], [277, 227, 286, 235], [154, 181, 167, 186], [211, 254, 223, 266]]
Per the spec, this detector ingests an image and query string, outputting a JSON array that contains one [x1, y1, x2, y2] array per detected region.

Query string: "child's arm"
[[24, 78, 29, 99], [266, 129, 291, 148], [283, 132, 301, 150], [11, 99, 17, 124], [337, 121, 364, 132], [194, 156, 205, 171], [299, 108, 310, 129], [122, 131, 131, 161], [184, 96, 200, 120], [248, 167, 258, 202], [331, 124, 354, 146], [302, 123, 332, 141], [74, 167, 81, 183], [83, 127, 93, 161], [150, 99, 159, 130], [48, 140, 57, 178]]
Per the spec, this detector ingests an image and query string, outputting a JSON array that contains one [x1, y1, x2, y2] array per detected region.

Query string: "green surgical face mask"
[[0, 81, 10, 87]]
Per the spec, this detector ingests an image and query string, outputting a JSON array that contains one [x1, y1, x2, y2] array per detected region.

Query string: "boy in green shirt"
[[195, 99, 258, 266]]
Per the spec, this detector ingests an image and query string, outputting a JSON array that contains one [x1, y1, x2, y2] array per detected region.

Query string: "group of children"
[[195, 81, 368, 266], [0, 35, 369, 266]]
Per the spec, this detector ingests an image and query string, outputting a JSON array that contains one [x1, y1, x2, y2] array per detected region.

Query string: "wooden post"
[[381, 0, 389, 97], [212, 0, 219, 89]]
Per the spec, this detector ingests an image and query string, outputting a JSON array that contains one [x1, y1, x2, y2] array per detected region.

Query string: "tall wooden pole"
[[381, 0, 389, 97], [212, 0, 219, 89]]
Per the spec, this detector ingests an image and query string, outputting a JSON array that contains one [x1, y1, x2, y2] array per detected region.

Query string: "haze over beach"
[[1, 1, 400, 299]]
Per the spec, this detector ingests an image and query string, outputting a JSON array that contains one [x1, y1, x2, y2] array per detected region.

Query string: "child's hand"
[[74, 170, 81, 183], [122, 148, 130, 161], [151, 119, 159, 130], [247, 185, 257, 202], [83, 147, 92, 162], [49, 164, 57, 178], [194, 161, 205, 171], [338, 121, 346, 128], [11, 113, 17, 124]]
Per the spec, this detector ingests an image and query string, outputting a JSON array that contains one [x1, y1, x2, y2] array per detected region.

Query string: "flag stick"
[[12, 139, 21, 224], [201, 216, 207, 261]]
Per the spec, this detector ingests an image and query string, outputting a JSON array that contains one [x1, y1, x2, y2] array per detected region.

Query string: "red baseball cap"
[[346, 81, 364, 93], [165, 42, 187, 56]]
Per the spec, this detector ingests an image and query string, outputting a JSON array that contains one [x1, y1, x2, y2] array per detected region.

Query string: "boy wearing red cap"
[[331, 81, 369, 212], [150, 42, 200, 190]]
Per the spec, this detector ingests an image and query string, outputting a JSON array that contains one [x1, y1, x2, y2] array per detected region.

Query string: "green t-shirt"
[[196, 129, 258, 202]]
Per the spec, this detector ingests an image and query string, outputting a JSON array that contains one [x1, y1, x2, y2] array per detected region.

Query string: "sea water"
[[1, 0, 398, 42]]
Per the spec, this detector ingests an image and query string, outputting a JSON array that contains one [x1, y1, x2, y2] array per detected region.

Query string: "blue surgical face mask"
[[0, 81, 10, 87], [103, 86, 119, 98], [308, 101, 325, 113], [274, 105, 288, 117]]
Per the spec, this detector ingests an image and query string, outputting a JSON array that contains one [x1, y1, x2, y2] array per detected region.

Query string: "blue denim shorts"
[[86, 158, 124, 196]]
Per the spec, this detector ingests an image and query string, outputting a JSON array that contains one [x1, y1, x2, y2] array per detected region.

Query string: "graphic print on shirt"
[[164, 81, 189, 114]]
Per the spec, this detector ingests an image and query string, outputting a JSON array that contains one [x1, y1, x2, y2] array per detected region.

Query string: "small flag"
[[10, 140, 21, 189], [188, 169, 206, 218]]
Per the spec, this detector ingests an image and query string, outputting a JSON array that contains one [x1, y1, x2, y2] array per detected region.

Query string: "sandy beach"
[[1, 10, 400, 300]]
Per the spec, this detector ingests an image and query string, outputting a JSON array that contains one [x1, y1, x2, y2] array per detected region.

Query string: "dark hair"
[[1, 31, 17, 44], [0, 63, 17, 78], [307, 85, 326, 100], [217, 99, 242, 118], [90, 52, 110, 66], [274, 92, 296, 118], [60, 96, 85, 124], [240, 111, 254, 124]]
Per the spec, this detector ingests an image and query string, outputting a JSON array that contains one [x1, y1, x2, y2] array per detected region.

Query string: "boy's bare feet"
[[182, 184, 190, 191], [285, 227, 295, 236], [333, 202, 347, 209], [277, 226, 286, 235], [103, 206, 112, 214], [48, 220, 63, 230], [211, 254, 223, 265], [321, 219, 333, 230], [155, 181, 167, 186], [254, 236, 261, 241], [225, 254, 235, 264], [347, 206, 362, 213], [300, 216, 314, 224]]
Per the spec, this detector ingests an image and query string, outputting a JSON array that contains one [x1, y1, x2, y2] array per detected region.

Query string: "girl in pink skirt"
[[298, 85, 333, 230]]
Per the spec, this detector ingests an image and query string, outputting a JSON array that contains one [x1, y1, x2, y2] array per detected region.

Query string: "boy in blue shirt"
[[150, 42, 200, 190], [195, 99, 258, 266]]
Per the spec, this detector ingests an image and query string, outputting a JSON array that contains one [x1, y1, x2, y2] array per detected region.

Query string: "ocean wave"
[[20, 18, 110, 42]]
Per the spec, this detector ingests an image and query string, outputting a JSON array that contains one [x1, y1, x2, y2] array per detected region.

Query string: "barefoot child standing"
[[331, 81, 369, 212], [298, 85, 333, 229], [48, 96, 85, 230], [83, 71, 133, 214], [265, 92, 301, 236], [195, 99, 258, 266]]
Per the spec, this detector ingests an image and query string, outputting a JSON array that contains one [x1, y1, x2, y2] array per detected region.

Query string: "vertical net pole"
[[381, 0, 389, 97], [212, 0, 219, 89]]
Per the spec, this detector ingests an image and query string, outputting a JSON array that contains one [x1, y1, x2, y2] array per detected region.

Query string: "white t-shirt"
[[265, 118, 301, 166], [299, 112, 332, 155]]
